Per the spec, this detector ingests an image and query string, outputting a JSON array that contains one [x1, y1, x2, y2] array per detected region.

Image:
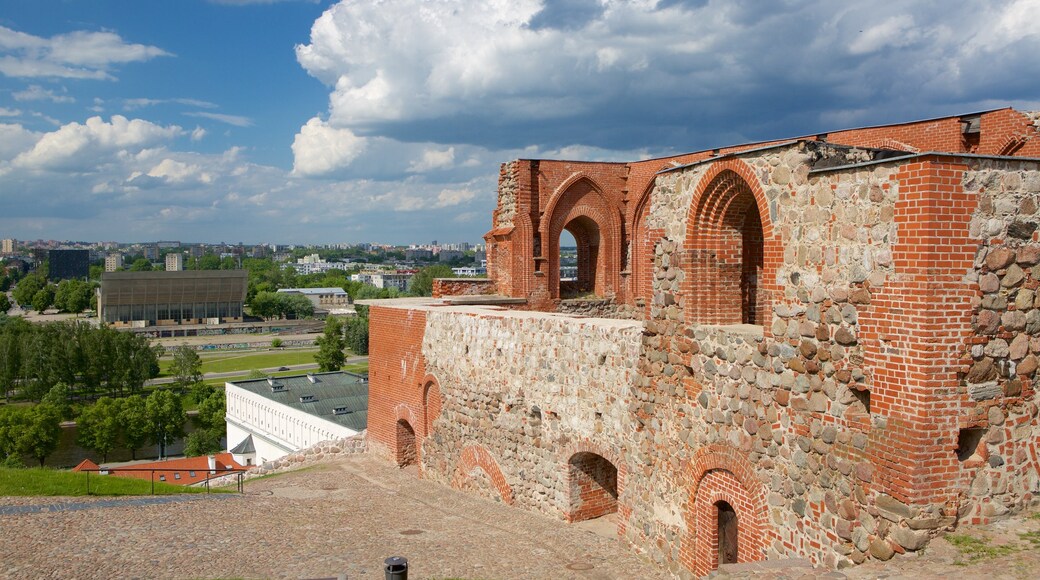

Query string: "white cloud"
[[434, 187, 477, 208], [124, 97, 218, 111], [10, 115, 183, 171], [184, 111, 254, 127], [296, 0, 1040, 153], [0, 107, 21, 117], [0, 25, 170, 80], [191, 126, 208, 141], [407, 146, 455, 172], [291, 117, 366, 176], [13, 84, 74, 103]]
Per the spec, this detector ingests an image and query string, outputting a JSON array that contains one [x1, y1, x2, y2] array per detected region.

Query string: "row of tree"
[[0, 383, 226, 467], [249, 291, 315, 320], [10, 275, 96, 314], [0, 318, 160, 403]]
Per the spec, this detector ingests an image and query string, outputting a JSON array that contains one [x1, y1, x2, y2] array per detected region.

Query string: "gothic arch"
[[997, 134, 1028, 156], [684, 159, 777, 328], [421, 374, 443, 438], [680, 444, 770, 576], [857, 138, 920, 153], [539, 174, 622, 300], [630, 178, 660, 308], [451, 444, 515, 505]]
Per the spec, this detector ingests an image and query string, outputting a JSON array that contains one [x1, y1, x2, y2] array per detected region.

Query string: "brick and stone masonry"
[[367, 108, 1040, 577]]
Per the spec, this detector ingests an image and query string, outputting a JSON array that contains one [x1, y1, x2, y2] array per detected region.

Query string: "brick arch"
[[557, 439, 627, 525], [684, 159, 778, 328], [393, 404, 419, 468], [630, 178, 661, 310], [681, 444, 771, 576], [857, 138, 920, 153], [997, 134, 1027, 156], [539, 174, 622, 300], [421, 374, 443, 438], [451, 444, 515, 505]]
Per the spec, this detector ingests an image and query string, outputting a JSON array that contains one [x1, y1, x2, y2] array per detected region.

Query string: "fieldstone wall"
[[418, 309, 642, 517], [207, 431, 367, 488], [958, 162, 1040, 522], [556, 297, 637, 319], [495, 161, 519, 228], [431, 278, 496, 298]]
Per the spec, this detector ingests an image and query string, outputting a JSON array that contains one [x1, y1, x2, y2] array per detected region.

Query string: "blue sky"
[[1, 0, 1039, 245]]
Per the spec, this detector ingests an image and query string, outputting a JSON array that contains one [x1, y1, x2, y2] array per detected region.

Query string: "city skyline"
[[1, 0, 1039, 244]]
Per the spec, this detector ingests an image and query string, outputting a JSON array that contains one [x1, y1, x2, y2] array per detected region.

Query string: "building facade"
[[165, 253, 183, 271], [224, 372, 368, 466], [367, 108, 1040, 576], [104, 253, 124, 272], [98, 270, 247, 327], [48, 249, 89, 281]]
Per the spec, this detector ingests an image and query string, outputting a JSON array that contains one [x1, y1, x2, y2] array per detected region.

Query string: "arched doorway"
[[565, 452, 619, 522], [559, 220, 600, 298], [686, 166, 770, 326], [716, 500, 738, 565], [540, 175, 621, 301], [396, 419, 416, 467]]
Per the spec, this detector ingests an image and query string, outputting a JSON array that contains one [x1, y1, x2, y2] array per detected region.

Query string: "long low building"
[[225, 371, 368, 466], [98, 270, 247, 327]]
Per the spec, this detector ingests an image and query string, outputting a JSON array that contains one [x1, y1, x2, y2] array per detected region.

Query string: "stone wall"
[[419, 307, 642, 518]]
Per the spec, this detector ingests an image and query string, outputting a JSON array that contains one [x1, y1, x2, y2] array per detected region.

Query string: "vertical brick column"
[[859, 158, 977, 506], [368, 305, 427, 461]]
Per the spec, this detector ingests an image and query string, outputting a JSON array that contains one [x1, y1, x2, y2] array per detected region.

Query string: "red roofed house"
[[102, 453, 244, 486]]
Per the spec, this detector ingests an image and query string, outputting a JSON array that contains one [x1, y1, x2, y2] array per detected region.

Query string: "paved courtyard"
[[0, 454, 670, 580]]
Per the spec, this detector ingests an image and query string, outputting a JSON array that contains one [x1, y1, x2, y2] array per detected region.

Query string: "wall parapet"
[[432, 278, 496, 298]]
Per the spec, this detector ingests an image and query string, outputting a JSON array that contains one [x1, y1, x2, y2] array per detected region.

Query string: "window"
[[174, 473, 181, 480]]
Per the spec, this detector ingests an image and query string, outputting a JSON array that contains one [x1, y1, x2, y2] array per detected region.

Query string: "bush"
[[271, 338, 283, 348]]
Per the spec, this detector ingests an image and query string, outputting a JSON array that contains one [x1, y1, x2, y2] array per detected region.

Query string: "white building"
[[277, 287, 353, 315], [451, 266, 486, 277], [225, 372, 368, 466], [104, 253, 124, 272], [165, 253, 183, 271]]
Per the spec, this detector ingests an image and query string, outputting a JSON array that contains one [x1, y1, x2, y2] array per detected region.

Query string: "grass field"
[[0, 467, 213, 496], [198, 361, 369, 388], [159, 349, 320, 377]]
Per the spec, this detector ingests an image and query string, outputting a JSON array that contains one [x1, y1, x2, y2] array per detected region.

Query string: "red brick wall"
[[368, 305, 427, 464], [858, 158, 978, 505]]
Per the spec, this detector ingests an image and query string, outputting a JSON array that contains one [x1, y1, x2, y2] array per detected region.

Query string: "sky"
[[1, 0, 1039, 246]]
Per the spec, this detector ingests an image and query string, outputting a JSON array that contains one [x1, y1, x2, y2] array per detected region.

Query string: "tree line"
[[0, 318, 160, 403], [9, 274, 96, 314], [0, 382, 225, 467]]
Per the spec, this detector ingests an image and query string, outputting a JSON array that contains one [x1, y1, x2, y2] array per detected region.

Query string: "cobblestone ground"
[[4, 454, 1039, 579], [0, 454, 669, 580]]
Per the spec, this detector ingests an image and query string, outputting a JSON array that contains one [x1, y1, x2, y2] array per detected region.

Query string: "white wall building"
[[104, 253, 124, 272], [225, 372, 368, 466], [165, 253, 183, 271]]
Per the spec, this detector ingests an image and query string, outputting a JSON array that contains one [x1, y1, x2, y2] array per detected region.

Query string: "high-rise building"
[[165, 253, 183, 271], [48, 249, 89, 280], [0, 239, 14, 255], [105, 253, 124, 272], [143, 244, 159, 261]]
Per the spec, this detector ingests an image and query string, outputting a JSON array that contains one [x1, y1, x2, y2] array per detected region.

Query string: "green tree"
[[18, 404, 62, 466], [409, 265, 453, 297], [282, 293, 314, 319], [41, 382, 72, 421], [196, 254, 221, 270], [343, 314, 369, 356], [0, 406, 27, 464], [190, 381, 215, 405], [184, 429, 222, 457], [169, 344, 203, 393], [0, 294, 9, 313], [76, 397, 121, 462], [194, 390, 226, 432], [315, 316, 345, 372], [271, 338, 283, 348], [145, 389, 186, 459], [31, 285, 55, 312], [118, 395, 150, 460], [129, 258, 153, 272], [249, 291, 280, 319], [54, 279, 91, 314], [12, 274, 43, 306]]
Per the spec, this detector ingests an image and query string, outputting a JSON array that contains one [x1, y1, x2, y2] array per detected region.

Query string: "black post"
[[150, 470, 155, 495], [384, 556, 408, 580]]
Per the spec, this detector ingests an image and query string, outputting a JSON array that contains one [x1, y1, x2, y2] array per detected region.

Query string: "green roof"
[[228, 371, 368, 432]]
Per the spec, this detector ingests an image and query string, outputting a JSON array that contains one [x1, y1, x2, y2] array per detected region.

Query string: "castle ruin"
[[366, 107, 1040, 576]]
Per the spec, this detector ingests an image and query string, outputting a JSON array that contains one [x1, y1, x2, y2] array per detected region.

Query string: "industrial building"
[[98, 270, 247, 327]]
